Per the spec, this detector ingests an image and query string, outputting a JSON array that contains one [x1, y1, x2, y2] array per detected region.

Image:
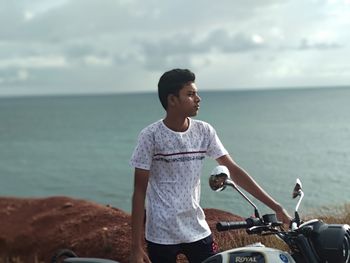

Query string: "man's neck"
[[163, 115, 189, 132]]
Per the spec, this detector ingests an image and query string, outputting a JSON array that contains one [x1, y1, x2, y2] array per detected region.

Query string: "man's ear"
[[167, 94, 178, 107]]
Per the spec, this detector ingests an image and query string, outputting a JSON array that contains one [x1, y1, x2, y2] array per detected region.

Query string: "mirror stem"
[[294, 191, 304, 226], [295, 211, 300, 226], [295, 191, 304, 213], [227, 179, 261, 218]]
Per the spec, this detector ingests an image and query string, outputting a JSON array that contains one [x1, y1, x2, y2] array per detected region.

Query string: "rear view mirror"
[[292, 178, 303, 199], [209, 165, 230, 192]]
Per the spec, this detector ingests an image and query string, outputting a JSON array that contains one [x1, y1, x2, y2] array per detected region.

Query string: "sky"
[[0, 0, 350, 97]]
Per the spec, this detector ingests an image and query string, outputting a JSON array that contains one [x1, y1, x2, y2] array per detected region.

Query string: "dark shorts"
[[146, 234, 218, 263]]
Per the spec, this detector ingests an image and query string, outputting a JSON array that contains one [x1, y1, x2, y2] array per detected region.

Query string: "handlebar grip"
[[216, 221, 248, 231]]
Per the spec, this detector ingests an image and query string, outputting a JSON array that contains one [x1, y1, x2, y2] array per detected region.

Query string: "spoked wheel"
[[51, 249, 78, 263], [51, 248, 121, 263]]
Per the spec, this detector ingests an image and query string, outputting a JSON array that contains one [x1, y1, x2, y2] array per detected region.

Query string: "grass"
[[1, 204, 349, 263], [216, 203, 350, 253], [180, 205, 350, 262]]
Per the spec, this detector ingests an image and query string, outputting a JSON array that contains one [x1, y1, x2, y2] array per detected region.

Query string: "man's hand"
[[130, 247, 151, 263], [275, 205, 292, 225]]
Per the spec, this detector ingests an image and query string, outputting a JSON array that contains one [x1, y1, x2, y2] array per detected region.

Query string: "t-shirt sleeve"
[[206, 123, 228, 159], [129, 128, 154, 170]]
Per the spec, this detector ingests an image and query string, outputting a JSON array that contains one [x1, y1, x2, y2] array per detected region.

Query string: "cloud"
[[0, 56, 67, 69], [298, 38, 343, 50], [1, 0, 350, 96], [138, 29, 267, 70], [0, 68, 29, 84], [204, 30, 266, 53]]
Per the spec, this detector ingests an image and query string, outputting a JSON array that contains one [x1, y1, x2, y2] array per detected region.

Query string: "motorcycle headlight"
[[308, 222, 350, 263]]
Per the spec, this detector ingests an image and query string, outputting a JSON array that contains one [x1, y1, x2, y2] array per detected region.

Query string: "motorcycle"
[[203, 165, 350, 263], [52, 165, 349, 263], [51, 248, 120, 263]]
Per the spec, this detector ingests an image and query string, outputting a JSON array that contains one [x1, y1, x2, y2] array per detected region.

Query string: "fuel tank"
[[202, 244, 295, 263]]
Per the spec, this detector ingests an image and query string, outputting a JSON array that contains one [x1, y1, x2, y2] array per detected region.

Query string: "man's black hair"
[[158, 68, 195, 110]]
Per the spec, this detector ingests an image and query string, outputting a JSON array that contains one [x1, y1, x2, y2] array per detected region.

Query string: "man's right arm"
[[130, 168, 151, 263]]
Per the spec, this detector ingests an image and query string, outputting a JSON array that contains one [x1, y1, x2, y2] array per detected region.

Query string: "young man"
[[130, 69, 290, 263]]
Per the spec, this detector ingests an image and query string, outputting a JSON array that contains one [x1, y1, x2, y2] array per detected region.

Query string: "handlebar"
[[216, 214, 283, 233], [216, 217, 262, 232], [217, 221, 249, 231]]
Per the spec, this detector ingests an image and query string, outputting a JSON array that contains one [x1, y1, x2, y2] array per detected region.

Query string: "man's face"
[[174, 82, 201, 117]]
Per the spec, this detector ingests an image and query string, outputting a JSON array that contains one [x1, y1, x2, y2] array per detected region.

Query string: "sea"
[[1, 87, 349, 218]]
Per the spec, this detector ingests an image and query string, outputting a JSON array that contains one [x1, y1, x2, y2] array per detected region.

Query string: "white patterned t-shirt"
[[130, 118, 228, 244]]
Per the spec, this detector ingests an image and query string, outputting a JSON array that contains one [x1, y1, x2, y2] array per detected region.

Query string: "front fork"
[[290, 234, 319, 263]]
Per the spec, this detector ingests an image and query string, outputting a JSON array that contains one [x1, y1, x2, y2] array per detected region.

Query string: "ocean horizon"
[[1, 86, 349, 217]]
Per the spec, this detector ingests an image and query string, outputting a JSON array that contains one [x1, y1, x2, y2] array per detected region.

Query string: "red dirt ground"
[[0, 196, 243, 263]]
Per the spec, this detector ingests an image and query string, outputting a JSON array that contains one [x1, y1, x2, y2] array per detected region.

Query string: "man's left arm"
[[216, 154, 291, 224]]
